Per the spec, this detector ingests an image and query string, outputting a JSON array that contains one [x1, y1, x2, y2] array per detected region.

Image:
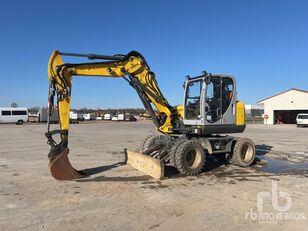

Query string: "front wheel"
[[141, 135, 165, 153], [230, 138, 256, 167], [175, 140, 205, 175]]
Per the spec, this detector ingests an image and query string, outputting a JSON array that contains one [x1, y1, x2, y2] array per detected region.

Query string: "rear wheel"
[[16, 120, 23, 125], [231, 138, 255, 167], [175, 140, 205, 175]]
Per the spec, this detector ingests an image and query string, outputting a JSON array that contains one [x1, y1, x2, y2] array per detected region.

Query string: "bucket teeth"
[[49, 148, 85, 180]]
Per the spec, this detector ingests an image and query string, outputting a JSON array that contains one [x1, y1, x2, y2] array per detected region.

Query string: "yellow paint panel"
[[48, 50, 64, 80], [236, 101, 245, 125], [176, 104, 184, 119]]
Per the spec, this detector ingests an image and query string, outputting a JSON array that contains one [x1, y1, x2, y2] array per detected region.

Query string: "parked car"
[[28, 112, 39, 122], [78, 113, 85, 121], [0, 107, 28, 125], [28, 112, 38, 117], [126, 114, 137, 122], [96, 116, 102, 120], [104, 113, 111, 120], [83, 113, 95, 120], [296, 114, 308, 127], [123, 114, 137, 122], [111, 115, 118, 121]]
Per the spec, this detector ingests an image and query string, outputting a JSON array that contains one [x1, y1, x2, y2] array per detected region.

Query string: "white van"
[[296, 114, 308, 127], [0, 108, 28, 125]]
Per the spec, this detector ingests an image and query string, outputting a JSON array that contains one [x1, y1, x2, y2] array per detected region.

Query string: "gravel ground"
[[0, 121, 307, 230]]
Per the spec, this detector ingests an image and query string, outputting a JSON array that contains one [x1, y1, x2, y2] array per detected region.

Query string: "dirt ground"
[[0, 121, 307, 231]]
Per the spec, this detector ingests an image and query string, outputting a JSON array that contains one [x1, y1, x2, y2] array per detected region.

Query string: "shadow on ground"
[[75, 161, 149, 182], [80, 162, 125, 176]]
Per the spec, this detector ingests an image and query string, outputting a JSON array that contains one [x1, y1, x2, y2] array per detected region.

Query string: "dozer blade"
[[125, 150, 164, 180], [49, 148, 85, 180]]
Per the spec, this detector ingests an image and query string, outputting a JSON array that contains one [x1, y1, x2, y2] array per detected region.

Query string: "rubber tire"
[[169, 137, 187, 167], [16, 120, 23, 125], [175, 140, 205, 175], [141, 135, 169, 153], [231, 138, 256, 167]]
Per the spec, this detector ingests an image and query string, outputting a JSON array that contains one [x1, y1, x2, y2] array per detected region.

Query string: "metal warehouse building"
[[258, 88, 308, 125]]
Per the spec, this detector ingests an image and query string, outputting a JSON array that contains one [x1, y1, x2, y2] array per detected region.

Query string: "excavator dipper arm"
[[46, 50, 174, 180]]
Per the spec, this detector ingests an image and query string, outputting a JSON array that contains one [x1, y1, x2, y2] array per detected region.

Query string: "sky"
[[0, 0, 307, 109]]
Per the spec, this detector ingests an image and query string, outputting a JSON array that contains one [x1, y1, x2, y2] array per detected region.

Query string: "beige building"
[[258, 88, 308, 125]]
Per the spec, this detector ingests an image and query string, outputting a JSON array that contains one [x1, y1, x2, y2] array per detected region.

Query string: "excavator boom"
[[46, 50, 177, 180]]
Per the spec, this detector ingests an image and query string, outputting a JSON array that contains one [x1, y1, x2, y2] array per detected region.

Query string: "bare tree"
[[11, 102, 18, 108]]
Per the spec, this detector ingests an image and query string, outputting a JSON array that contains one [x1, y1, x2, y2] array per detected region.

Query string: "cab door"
[[204, 76, 222, 125], [204, 76, 236, 125], [221, 76, 236, 124]]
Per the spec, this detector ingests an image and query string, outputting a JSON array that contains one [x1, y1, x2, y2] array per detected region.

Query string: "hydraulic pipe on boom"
[[46, 50, 180, 180]]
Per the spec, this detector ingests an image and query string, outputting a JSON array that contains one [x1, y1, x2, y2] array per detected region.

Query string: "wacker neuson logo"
[[245, 180, 306, 223]]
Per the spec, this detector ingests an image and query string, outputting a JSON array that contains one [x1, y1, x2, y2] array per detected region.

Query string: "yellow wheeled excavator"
[[46, 50, 256, 180]]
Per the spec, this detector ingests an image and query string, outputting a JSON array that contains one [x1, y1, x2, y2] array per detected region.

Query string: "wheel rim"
[[184, 148, 202, 170], [241, 143, 254, 162]]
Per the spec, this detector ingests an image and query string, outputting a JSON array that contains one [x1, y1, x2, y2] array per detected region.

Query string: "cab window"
[[205, 76, 234, 123], [222, 77, 234, 115]]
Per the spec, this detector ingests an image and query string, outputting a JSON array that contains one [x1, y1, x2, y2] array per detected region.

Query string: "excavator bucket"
[[125, 150, 164, 180], [48, 148, 164, 180], [49, 148, 85, 180]]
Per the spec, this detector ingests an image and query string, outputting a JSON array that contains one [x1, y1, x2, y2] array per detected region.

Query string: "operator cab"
[[183, 73, 245, 135]]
